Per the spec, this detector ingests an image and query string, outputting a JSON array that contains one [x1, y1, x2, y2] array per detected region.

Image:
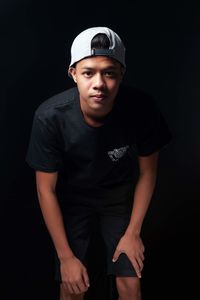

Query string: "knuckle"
[[64, 278, 70, 284], [62, 283, 69, 291], [68, 278, 75, 284], [75, 278, 81, 284], [67, 280, 72, 285]]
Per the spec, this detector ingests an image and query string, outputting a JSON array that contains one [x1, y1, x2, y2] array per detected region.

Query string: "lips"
[[91, 94, 106, 101], [92, 94, 106, 97]]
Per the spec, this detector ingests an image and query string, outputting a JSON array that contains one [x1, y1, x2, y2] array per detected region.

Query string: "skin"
[[68, 56, 125, 127], [36, 56, 159, 300]]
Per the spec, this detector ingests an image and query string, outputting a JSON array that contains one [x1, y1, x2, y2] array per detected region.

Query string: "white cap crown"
[[69, 27, 126, 68]]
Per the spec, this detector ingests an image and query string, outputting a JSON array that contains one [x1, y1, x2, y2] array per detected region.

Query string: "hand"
[[112, 232, 145, 278], [60, 255, 90, 295]]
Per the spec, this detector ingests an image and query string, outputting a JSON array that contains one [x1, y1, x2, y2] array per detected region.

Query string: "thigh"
[[54, 210, 95, 282], [99, 212, 137, 277]]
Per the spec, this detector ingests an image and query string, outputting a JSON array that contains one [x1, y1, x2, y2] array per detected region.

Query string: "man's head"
[[68, 27, 126, 123]]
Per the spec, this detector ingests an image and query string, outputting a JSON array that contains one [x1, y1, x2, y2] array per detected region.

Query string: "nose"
[[93, 73, 105, 89]]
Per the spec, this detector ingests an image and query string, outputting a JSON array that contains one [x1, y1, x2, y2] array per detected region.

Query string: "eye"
[[104, 71, 117, 78], [82, 71, 93, 77]]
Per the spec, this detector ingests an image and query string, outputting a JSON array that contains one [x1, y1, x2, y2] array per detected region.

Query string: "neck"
[[79, 100, 112, 127], [82, 112, 105, 127]]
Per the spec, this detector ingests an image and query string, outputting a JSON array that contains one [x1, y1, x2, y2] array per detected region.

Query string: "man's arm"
[[112, 152, 158, 278], [36, 171, 90, 294], [126, 151, 158, 235], [36, 171, 73, 260]]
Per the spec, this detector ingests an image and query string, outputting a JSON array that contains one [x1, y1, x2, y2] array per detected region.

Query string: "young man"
[[26, 27, 172, 300]]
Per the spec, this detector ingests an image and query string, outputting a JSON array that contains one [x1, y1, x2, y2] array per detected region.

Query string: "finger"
[[62, 282, 71, 294], [66, 283, 74, 294], [136, 256, 144, 271], [129, 257, 142, 278], [82, 269, 90, 288], [70, 283, 81, 295], [112, 249, 121, 262], [139, 252, 145, 261], [77, 280, 88, 294]]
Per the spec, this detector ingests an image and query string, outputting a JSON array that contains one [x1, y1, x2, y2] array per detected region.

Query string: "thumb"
[[112, 249, 121, 263]]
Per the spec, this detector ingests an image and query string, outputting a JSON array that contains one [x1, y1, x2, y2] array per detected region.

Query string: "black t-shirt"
[[26, 85, 172, 208]]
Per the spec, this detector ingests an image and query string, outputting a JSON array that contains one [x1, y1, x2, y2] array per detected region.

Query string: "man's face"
[[69, 56, 124, 119]]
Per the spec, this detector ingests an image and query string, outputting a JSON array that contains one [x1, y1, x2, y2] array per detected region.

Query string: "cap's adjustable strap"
[[91, 48, 114, 57]]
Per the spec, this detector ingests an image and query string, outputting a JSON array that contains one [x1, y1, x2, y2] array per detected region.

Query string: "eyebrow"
[[80, 66, 117, 70]]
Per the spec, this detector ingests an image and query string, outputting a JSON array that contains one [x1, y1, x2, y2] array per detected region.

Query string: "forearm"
[[126, 170, 157, 235], [37, 191, 74, 261]]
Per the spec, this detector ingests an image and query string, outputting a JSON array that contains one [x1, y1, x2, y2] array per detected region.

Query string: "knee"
[[116, 277, 141, 299]]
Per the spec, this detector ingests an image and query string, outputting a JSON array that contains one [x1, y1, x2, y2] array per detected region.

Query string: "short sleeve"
[[135, 96, 172, 156], [26, 114, 63, 172]]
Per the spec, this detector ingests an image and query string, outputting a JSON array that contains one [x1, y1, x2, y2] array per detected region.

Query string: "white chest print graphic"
[[108, 145, 130, 162]]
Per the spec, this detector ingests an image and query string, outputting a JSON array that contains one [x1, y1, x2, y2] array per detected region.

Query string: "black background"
[[1, 0, 200, 299]]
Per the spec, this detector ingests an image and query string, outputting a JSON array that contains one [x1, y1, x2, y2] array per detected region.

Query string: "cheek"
[[77, 81, 91, 97], [108, 81, 120, 92], [77, 78, 90, 87]]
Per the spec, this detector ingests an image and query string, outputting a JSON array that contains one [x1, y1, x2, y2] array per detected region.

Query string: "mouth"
[[91, 94, 107, 102]]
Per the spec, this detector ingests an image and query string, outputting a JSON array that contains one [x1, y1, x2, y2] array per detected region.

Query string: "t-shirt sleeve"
[[26, 114, 63, 172], [135, 95, 172, 156]]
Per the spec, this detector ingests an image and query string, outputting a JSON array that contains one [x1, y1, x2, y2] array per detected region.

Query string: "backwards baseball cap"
[[69, 26, 126, 68]]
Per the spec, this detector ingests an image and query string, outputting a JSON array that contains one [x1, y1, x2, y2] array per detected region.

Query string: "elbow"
[[138, 169, 157, 186], [36, 185, 57, 200]]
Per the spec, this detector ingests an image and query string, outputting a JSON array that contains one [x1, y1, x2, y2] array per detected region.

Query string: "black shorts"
[[54, 204, 137, 282]]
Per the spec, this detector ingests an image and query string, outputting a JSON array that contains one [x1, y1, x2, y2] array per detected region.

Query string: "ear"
[[68, 67, 77, 83]]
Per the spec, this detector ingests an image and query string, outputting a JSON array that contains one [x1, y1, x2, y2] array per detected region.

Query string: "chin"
[[91, 110, 107, 118]]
